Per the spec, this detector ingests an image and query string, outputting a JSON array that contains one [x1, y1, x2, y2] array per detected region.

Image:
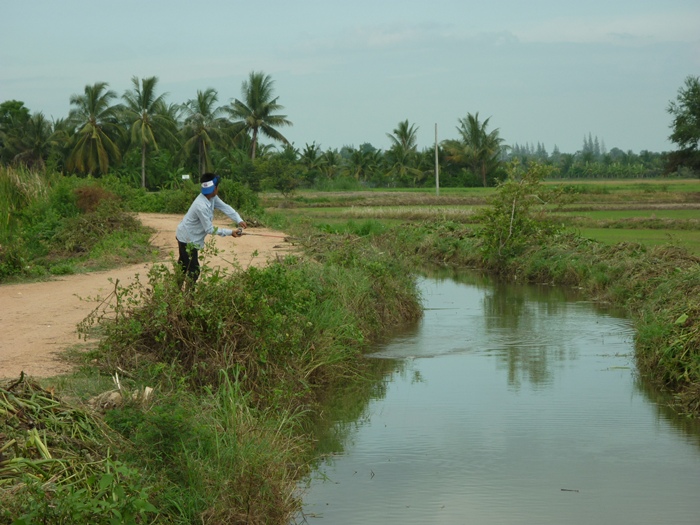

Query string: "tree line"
[[1, 72, 698, 190]]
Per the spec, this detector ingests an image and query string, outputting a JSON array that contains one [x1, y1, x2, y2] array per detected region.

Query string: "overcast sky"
[[2, 1, 699, 155]]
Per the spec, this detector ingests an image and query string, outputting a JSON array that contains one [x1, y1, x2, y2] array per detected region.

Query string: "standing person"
[[175, 173, 247, 283]]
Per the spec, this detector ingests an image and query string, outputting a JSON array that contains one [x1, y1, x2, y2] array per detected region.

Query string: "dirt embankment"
[[0, 213, 293, 379]]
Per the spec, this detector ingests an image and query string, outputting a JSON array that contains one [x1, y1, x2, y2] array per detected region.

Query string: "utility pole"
[[435, 123, 440, 196]]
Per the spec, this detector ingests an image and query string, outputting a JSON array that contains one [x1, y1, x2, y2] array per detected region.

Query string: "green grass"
[[577, 228, 700, 254], [566, 209, 700, 220], [545, 178, 700, 193]]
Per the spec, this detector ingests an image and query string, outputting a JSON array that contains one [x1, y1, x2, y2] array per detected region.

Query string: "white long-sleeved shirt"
[[175, 194, 243, 249]]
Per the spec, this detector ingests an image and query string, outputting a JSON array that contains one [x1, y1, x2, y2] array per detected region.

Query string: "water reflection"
[[309, 357, 404, 459], [297, 273, 700, 525]]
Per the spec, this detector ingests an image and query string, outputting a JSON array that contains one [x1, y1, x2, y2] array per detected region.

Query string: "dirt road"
[[0, 213, 293, 379]]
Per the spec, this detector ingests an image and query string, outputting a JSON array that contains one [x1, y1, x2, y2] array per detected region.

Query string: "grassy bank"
[[2, 223, 422, 523]]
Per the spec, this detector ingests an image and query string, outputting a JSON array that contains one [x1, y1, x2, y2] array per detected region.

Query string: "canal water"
[[296, 272, 700, 524]]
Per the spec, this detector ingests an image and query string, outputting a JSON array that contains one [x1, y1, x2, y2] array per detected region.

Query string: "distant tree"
[[278, 143, 299, 162], [345, 146, 383, 182], [67, 82, 122, 175], [0, 100, 30, 133], [257, 156, 299, 198], [443, 112, 504, 187], [122, 76, 179, 187], [386, 146, 424, 186], [299, 142, 326, 185], [386, 120, 422, 186], [386, 119, 419, 151], [550, 145, 561, 164], [667, 75, 700, 172], [181, 88, 226, 176], [0, 100, 31, 164], [3, 112, 57, 169], [581, 133, 603, 160], [225, 71, 292, 160], [300, 142, 323, 169], [320, 148, 342, 179]]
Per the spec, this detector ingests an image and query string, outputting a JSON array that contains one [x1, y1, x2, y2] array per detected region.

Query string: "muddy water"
[[296, 272, 700, 524]]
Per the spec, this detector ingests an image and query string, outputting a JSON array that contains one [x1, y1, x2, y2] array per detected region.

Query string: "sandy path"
[[0, 213, 294, 379]]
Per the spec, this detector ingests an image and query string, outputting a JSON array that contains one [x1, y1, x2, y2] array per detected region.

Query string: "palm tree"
[[345, 147, 383, 182], [443, 112, 504, 187], [386, 119, 419, 151], [122, 76, 179, 187], [224, 71, 292, 160], [300, 142, 325, 170], [181, 88, 226, 176], [320, 148, 341, 179], [386, 120, 421, 186], [387, 147, 425, 187], [67, 82, 122, 175]]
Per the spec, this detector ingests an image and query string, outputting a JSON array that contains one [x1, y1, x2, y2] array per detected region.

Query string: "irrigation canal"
[[295, 271, 700, 524]]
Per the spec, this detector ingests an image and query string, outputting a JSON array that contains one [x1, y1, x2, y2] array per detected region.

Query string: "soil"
[[0, 213, 294, 380]]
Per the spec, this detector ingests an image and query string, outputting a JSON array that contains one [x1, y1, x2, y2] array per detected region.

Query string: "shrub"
[[476, 161, 562, 268]]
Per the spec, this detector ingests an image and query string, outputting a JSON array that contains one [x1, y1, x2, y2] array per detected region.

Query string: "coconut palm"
[[345, 147, 383, 182], [386, 120, 422, 186], [387, 148, 425, 187], [443, 112, 504, 187], [181, 88, 227, 176], [122, 76, 179, 187], [224, 71, 292, 160], [386, 119, 419, 151], [67, 82, 122, 175], [300, 142, 326, 170], [320, 148, 342, 179]]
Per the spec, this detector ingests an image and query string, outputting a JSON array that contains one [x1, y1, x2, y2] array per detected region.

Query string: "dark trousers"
[[177, 240, 200, 283]]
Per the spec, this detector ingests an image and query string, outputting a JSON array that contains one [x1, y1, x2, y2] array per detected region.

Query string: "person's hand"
[[238, 221, 247, 229], [234, 228, 243, 237]]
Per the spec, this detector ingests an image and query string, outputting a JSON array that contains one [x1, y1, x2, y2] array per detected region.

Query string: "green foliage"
[[668, 76, 700, 153], [51, 199, 141, 255], [313, 175, 363, 191], [476, 161, 562, 266], [5, 462, 158, 525], [315, 219, 387, 237], [667, 75, 700, 174], [258, 157, 300, 198], [217, 177, 261, 212], [0, 171, 155, 281], [79, 232, 420, 404]]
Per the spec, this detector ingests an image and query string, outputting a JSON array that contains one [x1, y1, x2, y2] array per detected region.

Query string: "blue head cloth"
[[201, 176, 219, 195]]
